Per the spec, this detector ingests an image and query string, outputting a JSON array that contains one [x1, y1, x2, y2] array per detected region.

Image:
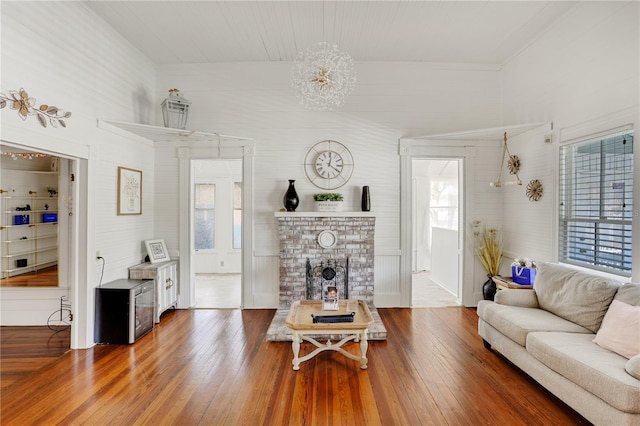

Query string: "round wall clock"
[[304, 140, 354, 190]]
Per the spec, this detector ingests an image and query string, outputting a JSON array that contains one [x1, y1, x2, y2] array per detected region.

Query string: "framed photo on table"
[[323, 285, 339, 311], [117, 166, 142, 215], [144, 239, 170, 264]]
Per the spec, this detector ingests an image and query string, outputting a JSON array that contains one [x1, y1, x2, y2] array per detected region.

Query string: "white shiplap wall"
[[4, 0, 636, 342], [499, 1, 640, 280], [1, 2, 157, 349], [155, 62, 502, 307]]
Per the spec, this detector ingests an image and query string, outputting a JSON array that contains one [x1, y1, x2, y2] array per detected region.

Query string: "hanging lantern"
[[161, 88, 191, 129]]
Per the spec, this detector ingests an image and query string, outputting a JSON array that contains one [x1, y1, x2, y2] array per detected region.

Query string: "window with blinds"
[[558, 129, 633, 276]]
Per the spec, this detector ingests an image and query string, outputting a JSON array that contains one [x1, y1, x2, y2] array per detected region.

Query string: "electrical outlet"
[[96, 250, 101, 259], [221, 261, 224, 267]]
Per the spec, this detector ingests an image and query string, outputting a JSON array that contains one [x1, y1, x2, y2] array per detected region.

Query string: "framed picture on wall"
[[144, 239, 170, 264], [117, 166, 142, 215]]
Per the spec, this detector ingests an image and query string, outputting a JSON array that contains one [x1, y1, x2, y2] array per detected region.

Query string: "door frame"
[[177, 141, 254, 309], [399, 141, 476, 307], [0, 137, 89, 348], [410, 157, 462, 303]]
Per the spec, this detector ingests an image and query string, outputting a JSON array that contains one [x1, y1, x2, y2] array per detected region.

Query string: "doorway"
[[0, 141, 86, 348], [411, 158, 461, 307], [0, 148, 63, 286], [191, 159, 242, 309]]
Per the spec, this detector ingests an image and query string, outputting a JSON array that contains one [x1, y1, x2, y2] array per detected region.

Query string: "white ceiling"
[[84, 1, 576, 65]]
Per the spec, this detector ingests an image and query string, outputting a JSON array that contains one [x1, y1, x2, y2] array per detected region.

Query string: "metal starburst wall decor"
[[526, 179, 544, 201], [0, 88, 71, 128]]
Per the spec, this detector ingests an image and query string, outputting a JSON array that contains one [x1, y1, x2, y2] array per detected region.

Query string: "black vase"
[[483, 275, 497, 301], [283, 180, 299, 212], [361, 185, 371, 212]]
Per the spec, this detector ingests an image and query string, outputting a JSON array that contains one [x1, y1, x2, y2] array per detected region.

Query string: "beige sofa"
[[477, 263, 640, 426]]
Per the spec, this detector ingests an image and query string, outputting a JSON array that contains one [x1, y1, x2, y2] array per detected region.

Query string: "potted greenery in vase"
[[472, 220, 503, 300], [314, 193, 344, 212]]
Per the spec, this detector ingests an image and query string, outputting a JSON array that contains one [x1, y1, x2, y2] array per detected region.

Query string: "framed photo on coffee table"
[[323, 285, 339, 310]]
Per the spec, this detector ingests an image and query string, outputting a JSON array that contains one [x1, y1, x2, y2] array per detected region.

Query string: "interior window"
[[233, 182, 242, 249], [558, 129, 633, 276], [194, 183, 215, 250]]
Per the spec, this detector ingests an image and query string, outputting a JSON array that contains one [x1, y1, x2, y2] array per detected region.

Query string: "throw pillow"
[[615, 282, 640, 306], [593, 299, 640, 359], [626, 354, 640, 380], [534, 263, 622, 333]]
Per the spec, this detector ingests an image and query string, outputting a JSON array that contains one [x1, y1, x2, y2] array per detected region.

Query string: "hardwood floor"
[[0, 308, 590, 425], [0, 326, 70, 389], [0, 266, 58, 287]]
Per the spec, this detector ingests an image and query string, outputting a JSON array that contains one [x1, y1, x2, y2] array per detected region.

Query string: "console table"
[[285, 300, 374, 370], [129, 260, 178, 323]]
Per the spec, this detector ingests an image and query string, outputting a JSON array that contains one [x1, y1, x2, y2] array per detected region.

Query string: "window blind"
[[558, 130, 633, 276]]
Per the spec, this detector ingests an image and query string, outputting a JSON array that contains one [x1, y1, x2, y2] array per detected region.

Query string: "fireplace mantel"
[[274, 212, 376, 218], [275, 213, 376, 307], [269, 212, 386, 341]]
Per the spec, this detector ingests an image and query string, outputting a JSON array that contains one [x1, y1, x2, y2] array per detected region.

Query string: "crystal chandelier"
[[291, 42, 356, 110]]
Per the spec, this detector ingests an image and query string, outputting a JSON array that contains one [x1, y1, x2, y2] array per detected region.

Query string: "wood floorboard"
[[0, 307, 591, 425], [0, 266, 58, 287], [0, 325, 70, 389]]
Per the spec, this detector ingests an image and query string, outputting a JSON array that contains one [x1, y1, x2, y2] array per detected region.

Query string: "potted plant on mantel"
[[314, 193, 344, 212]]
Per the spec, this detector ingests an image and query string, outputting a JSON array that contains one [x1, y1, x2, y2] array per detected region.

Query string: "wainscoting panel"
[[0, 288, 69, 326], [374, 253, 402, 307], [250, 255, 279, 308]]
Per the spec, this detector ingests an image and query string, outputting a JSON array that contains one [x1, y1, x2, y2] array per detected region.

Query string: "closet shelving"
[[1, 166, 59, 279]]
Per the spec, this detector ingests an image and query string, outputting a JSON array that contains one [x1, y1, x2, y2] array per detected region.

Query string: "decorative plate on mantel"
[[317, 230, 338, 249]]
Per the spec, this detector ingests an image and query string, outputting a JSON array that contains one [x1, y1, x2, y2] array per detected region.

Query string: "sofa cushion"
[[534, 263, 622, 332], [615, 282, 640, 306], [494, 288, 539, 308], [593, 300, 640, 359], [527, 332, 640, 414], [626, 355, 640, 380], [477, 301, 591, 347]]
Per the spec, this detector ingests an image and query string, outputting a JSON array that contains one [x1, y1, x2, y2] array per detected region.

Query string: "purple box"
[[13, 215, 29, 225], [42, 213, 57, 223], [512, 266, 536, 285]]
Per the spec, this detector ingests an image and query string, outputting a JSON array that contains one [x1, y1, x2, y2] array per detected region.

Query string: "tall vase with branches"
[[472, 221, 503, 300]]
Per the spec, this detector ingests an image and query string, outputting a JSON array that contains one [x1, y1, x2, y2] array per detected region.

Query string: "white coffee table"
[[285, 299, 374, 370]]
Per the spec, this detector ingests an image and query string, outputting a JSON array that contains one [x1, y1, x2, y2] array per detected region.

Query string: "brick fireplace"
[[266, 212, 387, 341]]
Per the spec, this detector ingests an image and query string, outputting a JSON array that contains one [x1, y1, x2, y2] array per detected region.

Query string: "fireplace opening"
[[306, 258, 349, 300]]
